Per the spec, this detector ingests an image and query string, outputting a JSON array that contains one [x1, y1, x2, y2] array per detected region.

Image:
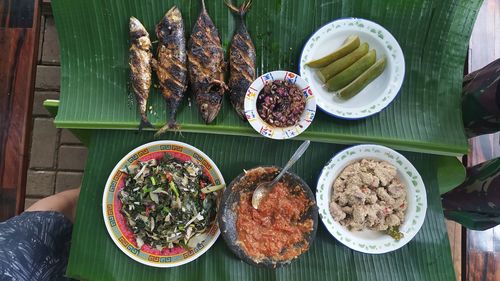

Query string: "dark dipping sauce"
[[236, 181, 313, 261], [257, 80, 306, 127]]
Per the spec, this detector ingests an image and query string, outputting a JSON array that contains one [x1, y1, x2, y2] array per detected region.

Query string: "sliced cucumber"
[[318, 42, 369, 83], [326, 49, 376, 91], [338, 56, 387, 99], [306, 35, 360, 68]]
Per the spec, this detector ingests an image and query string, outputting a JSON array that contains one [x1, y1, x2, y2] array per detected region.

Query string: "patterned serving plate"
[[300, 18, 405, 119], [244, 70, 316, 140], [102, 141, 225, 267], [316, 144, 427, 254]]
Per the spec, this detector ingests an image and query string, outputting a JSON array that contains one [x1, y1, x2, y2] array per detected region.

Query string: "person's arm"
[[26, 188, 80, 223]]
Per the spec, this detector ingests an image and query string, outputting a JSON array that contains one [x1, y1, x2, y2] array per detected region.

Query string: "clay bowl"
[[218, 166, 318, 268]]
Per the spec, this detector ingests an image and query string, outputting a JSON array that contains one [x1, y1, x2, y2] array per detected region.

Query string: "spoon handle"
[[271, 140, 311, 186]]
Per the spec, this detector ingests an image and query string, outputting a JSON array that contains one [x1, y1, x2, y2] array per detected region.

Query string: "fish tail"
[[241, 0, 252, 17], [168, 119, 180, 130], [167, 106, 180, 130], [139, 118, 153, 131], [225, 0, 252, 18], [154, 119, 180, 137], [154, 124, 169, 137], [154, 102, 180, 137], [236, 108, 245, 120]]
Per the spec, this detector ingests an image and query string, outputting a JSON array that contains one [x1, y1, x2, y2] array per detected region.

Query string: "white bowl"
[[102, 140, 225, 267], [316, 144, 427, 254], [300, 18, 405, 119], [244, 70, 316, 140]]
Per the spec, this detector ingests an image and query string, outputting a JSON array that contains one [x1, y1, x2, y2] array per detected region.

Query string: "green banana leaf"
[[43, 100, 91, 145], [67, 130, 455, 281], [51, 0, 483, 156], [43, 99, 466, 194]]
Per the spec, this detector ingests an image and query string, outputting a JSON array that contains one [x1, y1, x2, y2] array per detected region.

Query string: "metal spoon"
[[251, 140, 311, 209]]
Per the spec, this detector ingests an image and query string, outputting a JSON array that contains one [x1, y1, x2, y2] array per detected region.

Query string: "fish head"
[[130, 17, 151, 49], [156, 6, 183, 43], [198, 83, 226, 123], [199, 98, 222, 124], [166, 6, 182, 22], [234, 105, 245, 120], [130, 17, 149, 39]]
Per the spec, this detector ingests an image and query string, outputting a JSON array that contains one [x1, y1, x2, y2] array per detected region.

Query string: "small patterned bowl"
[[243, 71, 316, 140]]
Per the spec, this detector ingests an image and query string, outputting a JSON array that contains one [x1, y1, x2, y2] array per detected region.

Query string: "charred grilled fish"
[[152, 6, 187, 135], [129, 16, 153, 130], [188, 0, 227, 124], [226, 0, 256, 119]]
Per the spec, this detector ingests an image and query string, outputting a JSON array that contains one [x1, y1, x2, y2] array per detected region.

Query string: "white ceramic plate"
[[244, 70, 316, 140], [316, 144, 427, 254], [300, 18, 405, 119], [102, 141, 225, 267]]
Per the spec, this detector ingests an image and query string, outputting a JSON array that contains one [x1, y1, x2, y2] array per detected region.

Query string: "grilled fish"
[[152, 6, 187, 136], [129, 16, 153, 130], [188, 0, 227, 124], [226, 0, 256, 119]]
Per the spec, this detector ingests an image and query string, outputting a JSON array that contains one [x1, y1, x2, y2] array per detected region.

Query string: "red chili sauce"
[[236, 182, 313, 261]]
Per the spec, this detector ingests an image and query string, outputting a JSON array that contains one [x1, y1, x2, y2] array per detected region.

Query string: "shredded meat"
[[329, 159, 407, 231]]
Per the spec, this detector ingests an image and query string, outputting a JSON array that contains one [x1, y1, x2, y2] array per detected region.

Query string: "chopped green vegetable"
[[150, 176, 157, 186], [169, 181, 179, 199], [149, 192, 159, 204], [118, 155, 219, 250], [201, 184, 226, 194], [386, 225, 404, 241]]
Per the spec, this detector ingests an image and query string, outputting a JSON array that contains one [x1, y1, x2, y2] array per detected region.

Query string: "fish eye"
[[208, 84, 221, 94]]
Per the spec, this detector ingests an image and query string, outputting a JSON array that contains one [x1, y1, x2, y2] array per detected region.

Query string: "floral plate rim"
[[316, 144, 427, 254], [102, 140, 225, 267], [243, 70, 317, 140]]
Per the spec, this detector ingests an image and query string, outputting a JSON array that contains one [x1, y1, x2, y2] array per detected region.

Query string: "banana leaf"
[[51, 0, 483, 156], [43, 99, 466, 194], [66, 130, 455, 281]]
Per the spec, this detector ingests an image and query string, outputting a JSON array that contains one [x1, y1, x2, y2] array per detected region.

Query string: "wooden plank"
[[446, 220, 464, 281], [465, 210, 500, 280], [0, 0, 40, 220], [466, 218, 500, 280]]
